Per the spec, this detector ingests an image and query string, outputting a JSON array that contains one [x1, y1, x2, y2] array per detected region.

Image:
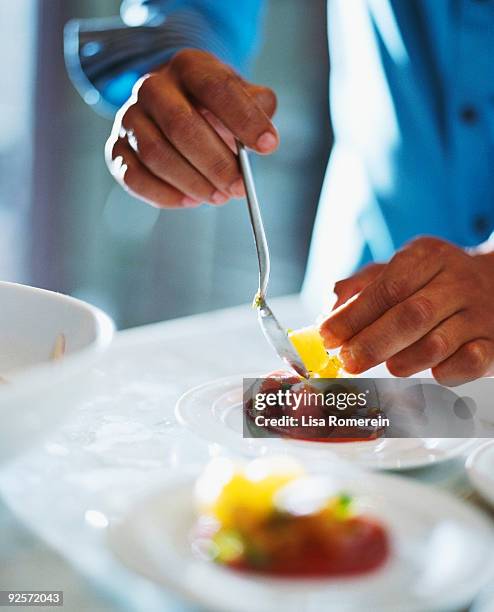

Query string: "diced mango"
[[210, 473, 297, 530], [288, 325, 342, 377], [288, 326, 329, 374], [316, 355, 343, 378]]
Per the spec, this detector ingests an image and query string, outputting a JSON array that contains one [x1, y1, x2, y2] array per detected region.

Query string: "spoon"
[[237, 141, 309, 378]]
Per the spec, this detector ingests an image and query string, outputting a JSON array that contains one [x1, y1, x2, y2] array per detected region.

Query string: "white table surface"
[[0, 295, 492, 612]]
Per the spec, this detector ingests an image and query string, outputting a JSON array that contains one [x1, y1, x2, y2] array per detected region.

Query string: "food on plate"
[[242, 324, 386, 441], [288, 325, 342, 378], [191, 458, 390, 577], [252, 291, 264, 309], [244, 372, 386, 441]]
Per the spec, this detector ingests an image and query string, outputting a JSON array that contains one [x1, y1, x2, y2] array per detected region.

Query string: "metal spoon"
[[237, 141, 309, 378]]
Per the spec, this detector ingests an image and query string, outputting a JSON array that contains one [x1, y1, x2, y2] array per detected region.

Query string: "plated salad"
[[244, 372, 386, 442], [191, 459, 390, 578]]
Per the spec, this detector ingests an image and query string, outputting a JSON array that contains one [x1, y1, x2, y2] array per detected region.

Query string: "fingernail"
[[256, 131, 278, 153], [182, 196, 201, 208], [229, 178, 245, 198], [211, 190, 229, 205], [339, 347, 357, 373]]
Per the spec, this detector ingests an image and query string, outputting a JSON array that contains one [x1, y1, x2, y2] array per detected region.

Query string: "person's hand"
[[332, 263, 385, 309], [105, 49, 278, 208], [320, 237, 494, 385]]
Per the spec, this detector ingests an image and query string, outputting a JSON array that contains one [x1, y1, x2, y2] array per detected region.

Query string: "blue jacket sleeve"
[[64, 0, 265, 117]]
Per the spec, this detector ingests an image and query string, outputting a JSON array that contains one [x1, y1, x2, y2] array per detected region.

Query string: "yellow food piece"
[[288, 325, 342, 377], [204, 464, 353, 535], [316, 355, 343, 378], [288, 326, 329, 373], [252, 291, 264, 309], [210, 472, 297, 531]]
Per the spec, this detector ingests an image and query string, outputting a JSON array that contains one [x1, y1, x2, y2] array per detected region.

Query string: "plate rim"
[[175, 374, 476, 471], [466, 440, 494, 508]]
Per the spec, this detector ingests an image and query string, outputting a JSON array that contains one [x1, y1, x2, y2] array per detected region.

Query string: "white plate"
[[175, 375, 474, 470], [108, 469, 494, 612], [467, 441, 494, 508]]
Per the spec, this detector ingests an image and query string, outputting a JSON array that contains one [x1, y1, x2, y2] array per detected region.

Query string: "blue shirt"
[[64, 1, 265, 115], [65, 0, 494, 307]]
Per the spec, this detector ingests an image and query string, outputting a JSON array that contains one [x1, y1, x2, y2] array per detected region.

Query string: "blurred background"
[[1, 0, 331, 329]]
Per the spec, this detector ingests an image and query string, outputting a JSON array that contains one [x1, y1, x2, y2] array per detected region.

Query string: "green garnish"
[[213, 530, 245, 563], [252, 292, 264, 309], [244, 545, 270, 568], [333, 493, 353, 520], [213, 529, 269, 568]]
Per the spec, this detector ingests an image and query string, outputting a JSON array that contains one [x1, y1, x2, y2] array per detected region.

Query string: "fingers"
[[335, 276, 462, 374], [194, 81, 278, 154], [107, 49, 279, 210], [197, 109, 245, 197], [173, 50, 279, 153], [138, 73, 244, 198], [241, 81, 278, 118], [320, 238, 494, 383], [121, 106, 226, 203], [199, 107, 239, 157], [432, 339, 494, 386], [107, 138, 195, 209], [386, 311, 472, 377], [332, 264, 385, 309], [320, 238, 446, 349]]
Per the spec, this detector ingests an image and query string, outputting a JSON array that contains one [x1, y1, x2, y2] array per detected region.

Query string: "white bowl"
[[0, 281, 114, 464]]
